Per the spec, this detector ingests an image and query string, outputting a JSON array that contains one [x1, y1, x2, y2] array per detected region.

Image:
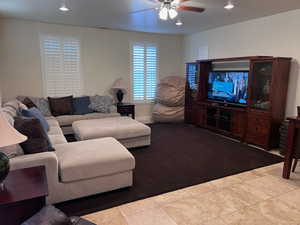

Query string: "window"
[[40, 35, 82, 97], [131, 43, 158, 102]]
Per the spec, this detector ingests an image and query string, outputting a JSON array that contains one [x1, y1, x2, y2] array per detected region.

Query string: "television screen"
[[207, 71, 248, 105]]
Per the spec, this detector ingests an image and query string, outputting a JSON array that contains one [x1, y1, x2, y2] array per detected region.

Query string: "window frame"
[[39, 34, 84, 98], [130, 41, 159, 104]]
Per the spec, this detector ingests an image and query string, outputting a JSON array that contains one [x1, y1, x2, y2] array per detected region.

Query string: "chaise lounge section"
[[11, 137, 135, 204]]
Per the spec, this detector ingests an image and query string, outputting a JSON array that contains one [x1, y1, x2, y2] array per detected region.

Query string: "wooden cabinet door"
[[196, 105, 206, 127], [231, 111, 246, 139], [246, 112, 271, 148]]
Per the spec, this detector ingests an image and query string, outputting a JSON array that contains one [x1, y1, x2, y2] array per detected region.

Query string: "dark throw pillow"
[[14, 117, 53, 154], [73, 96, 93, 115], [22, 107, 50, 132], [22, 97, 37, 109], [21, 205, 72, 225], [48, 96, 74, 116]]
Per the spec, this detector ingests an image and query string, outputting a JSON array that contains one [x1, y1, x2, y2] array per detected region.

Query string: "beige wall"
[[184, 9, 300, 117], [0, 18, 184, 121]]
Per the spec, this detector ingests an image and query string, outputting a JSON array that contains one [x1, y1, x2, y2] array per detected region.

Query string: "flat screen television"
[[207, 71, 248, 106]]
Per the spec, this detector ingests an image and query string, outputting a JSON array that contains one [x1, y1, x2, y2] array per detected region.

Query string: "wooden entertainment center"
[[185, 56, 292, 150]]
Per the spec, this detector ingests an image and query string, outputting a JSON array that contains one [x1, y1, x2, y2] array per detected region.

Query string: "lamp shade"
[[111, 78, 127, 94], [0, 112, 27, 148]]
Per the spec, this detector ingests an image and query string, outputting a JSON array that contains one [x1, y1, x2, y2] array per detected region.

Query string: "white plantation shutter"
[[132, 43, 158, 102], [41, 36, 82, 97]]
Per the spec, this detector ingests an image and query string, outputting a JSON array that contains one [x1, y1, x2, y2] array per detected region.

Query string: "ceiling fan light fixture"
[[224, 1, 234, 10], [172, 0, 181, 6], [59, 0, 69, 12], [169, 8, 178, 19], [176, 20, 183, 26], [159, 7, 169, 20]]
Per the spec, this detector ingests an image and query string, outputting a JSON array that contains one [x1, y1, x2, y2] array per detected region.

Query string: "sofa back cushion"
[[2, 100, 28, 125], [48, 96, 74, 116], [73, 96, 93, 115], [22, 107, 50, 132], [14, 117, 53, 154]]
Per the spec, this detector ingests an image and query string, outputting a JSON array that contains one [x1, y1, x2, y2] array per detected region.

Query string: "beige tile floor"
[[83, 162, 300, 225]]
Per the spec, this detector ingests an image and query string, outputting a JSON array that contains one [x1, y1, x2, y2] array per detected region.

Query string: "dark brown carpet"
[[57, 123, 282, 216]]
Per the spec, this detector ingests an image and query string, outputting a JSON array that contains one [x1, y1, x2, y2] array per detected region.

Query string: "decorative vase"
[[0, 152, 9, 190], [116, 89, 124, 104]]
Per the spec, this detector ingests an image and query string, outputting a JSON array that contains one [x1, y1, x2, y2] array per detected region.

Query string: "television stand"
[[200, 102, 246, 139], [185, 56, 292, 150]]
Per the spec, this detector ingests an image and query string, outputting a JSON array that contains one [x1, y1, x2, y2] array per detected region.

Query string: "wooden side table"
[[117, 103, 135, 119], [0, 166, 48, 225]]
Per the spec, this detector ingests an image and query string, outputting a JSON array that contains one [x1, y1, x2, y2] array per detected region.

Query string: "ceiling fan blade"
[[130, 8, 157, 14], [178, 6, 205, 13]]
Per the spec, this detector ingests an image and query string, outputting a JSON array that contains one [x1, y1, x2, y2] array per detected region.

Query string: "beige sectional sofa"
[[2, 101, 135, 204]]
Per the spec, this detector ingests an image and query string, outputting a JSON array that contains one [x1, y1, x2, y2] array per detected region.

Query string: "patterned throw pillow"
[[89, 95, 114, 113], [30, 97, 52, 117]]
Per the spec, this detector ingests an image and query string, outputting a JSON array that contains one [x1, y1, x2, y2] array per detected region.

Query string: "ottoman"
[[72, 117, 151, 148]]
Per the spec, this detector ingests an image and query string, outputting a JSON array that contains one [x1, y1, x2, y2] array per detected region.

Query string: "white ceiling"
[[0, 0, 300, 34]]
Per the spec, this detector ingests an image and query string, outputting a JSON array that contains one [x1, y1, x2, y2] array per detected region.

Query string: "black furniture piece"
[[117, 103, 135, 119], [22, 205, 96, 225], [0, 166, 48, 225]]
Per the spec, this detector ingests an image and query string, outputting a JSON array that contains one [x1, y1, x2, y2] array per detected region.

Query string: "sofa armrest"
[[10, 152, 59, 199], [10, 151, 58, 171]]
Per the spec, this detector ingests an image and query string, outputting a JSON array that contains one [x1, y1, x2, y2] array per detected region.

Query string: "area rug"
[[57, 123, 282, 216]]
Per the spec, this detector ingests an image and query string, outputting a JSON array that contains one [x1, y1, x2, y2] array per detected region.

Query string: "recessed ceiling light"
[[224, 1, 234, 10], [176, 20, 183, 26], [59, 0, 69, 12]]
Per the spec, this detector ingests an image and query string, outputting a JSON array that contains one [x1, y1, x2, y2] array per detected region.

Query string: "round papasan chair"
[[152, 75, 185, 123]]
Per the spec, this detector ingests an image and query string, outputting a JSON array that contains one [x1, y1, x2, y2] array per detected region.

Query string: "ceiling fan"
[[132, 0, 205, 21]]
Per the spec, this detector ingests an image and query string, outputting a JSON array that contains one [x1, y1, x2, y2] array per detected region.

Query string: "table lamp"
[[111, 78, 127, 104], [0, 111, 27, 190]]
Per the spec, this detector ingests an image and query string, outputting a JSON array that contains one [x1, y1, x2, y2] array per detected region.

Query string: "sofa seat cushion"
[[46, 117, 60, 127], [48, 134, 68, 146], [56, 113, 120, 127], [72, 117, 151, 141], [48, 126, 64, 136], [55, 138, 135, 182]]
